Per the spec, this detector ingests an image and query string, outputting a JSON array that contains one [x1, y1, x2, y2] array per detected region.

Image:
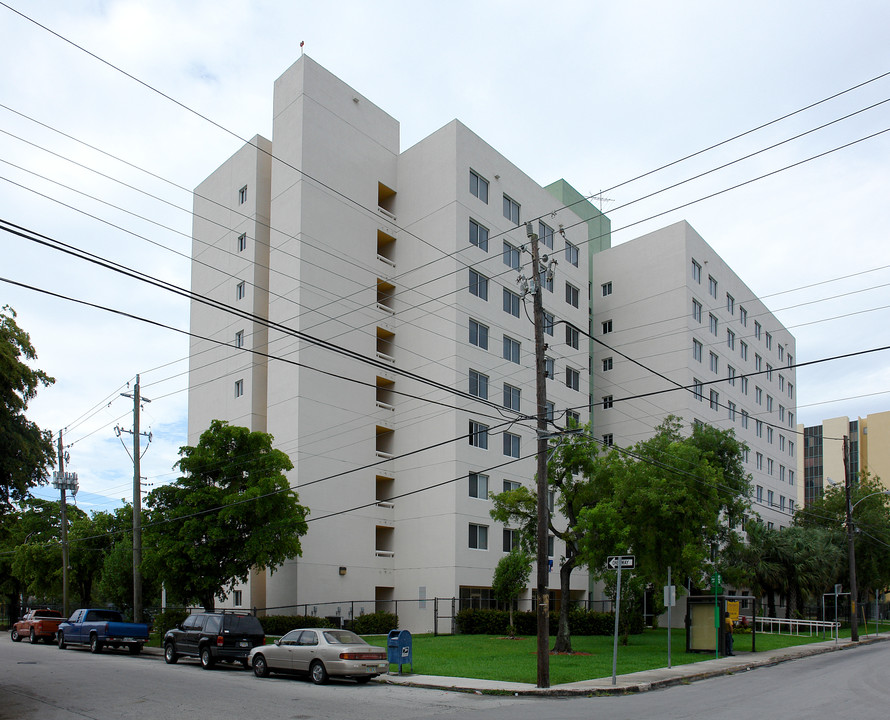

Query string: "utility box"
[[686, 595, 727, 655], [387, 629, 413, 674]]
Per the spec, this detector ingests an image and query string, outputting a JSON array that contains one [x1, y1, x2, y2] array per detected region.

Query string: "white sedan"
[[248, 628, 388, 684]]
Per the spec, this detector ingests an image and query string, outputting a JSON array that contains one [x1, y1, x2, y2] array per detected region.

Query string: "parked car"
[[10, 609, 64, 644], [163, 612, 265, 669], [57, 608, 150, 654], [248, 628, 388, 684]]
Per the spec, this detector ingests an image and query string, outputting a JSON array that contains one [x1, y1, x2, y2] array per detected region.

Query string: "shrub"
[[258, 614, 334, 636], [455, 606, 643, 636], [350, 611, 398, 635], [149, 608, 190, 635]]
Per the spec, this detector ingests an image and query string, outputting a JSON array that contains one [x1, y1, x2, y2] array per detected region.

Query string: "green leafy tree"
[[144, 420, 308, 611], [722, 519, 785, 618], [492, 548, 532, 637]]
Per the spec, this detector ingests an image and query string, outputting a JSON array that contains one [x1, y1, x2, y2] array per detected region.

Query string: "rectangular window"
[[778, 345, 784, 361], [235, 330, 244, 348], [543, 312, 554, 336], [503, 194, 520, 224], [469, 421, 488, 449], [539, 269, 554, 293], [779, 375, 785, 391], [469, 219, 489, 251], [708, 275, 718, 298], [566, 367, 580, 391], [503, 480, 520, 493], [765, 332, 772, 350], [503, 241, 520, 270], [754, 321, 762, 340], [503, 529, 521, 552], [767, 426, 774, 443], [739, 306, 748, 327], [470, 170, 489, 203], [503, 336, 521, 364], [727, 329, 735, 350], [779, 405, 785, 421], [234, 379, 244, 397], [233, 590, 242, 606], [566, 410, 581, 426], [727, 365, 736, 386], [767, 458, 774, 475], [741, 376, 748, 394], [693, 339, 703, 362], [503, 384, 521, 411], [236, 281, 246, 300], [544, 356, 555, 378], [602, 281, 612, 296], [788, 411, 794, 427], [728, 401, 737, 421], [237, 233, 247, 252], [567, 324, 580, 349], [780, 464, 786, 483], [691, 259, 702, 283], [469, 319, 489, 349], [601, 319, 612, 335], [755, 354, 762, 372], [756, 452, 763, 470], [693, 378, 704, 401], [503, 288, 520, 317], [468, 523, 488, 550], [789, 499, 795, 514], [469, 269, 488, 300], [566, 241, 579, 267], [756, 420, 764, 438], [710, 352, 719, 374], [787, 353, 793, 368], [780, 434, 786, 451], [756, 386, 762, 405], [709, 313, 718, 336], [709, 389, 719, 411], [740, 341, 748, 361], [788, 382, 794, 399], [544, 401, 555, 421], [469, 472, 489, 499], [756, 485, 763, 502], [602, 357, 613, 371], [767, 395, 774, 412], [789, 470, 795, 486], [767, 363, 773, 381], [566, 283, 580, 308], [603, 434, 614, 447], [503, 432, 520, 458], [238, 185, 247, 204], [603, 395, 614, 409], [741, 410, 749, 429], [789, 440, 795, 457], [469, 370, 488, 399], [726, 294, 734, 315], [538, 221, 554, 249], [692, 298, 702, 322]]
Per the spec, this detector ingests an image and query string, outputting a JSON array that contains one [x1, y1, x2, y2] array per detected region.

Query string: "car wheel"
[[310, 660, 329, 685], [355, 675, 373, 684], [252, 653, 269, 678], [10, 628, 20, 642], [29, 628, 37, 643], [199, 646, 215, 670], [57, 632, 66, 650], [128, 644, 142, 655], [89, 634, 103, 653], [164, 643, 178, 664]]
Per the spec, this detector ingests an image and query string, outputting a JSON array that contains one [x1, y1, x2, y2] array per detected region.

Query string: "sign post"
[[713, 572, 723, 659], [607, 555, 635, 685], [664, 566, 676, 669]]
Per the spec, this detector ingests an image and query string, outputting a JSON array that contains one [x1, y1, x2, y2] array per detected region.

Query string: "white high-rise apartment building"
[[187, 57, 601, 630], [592, 221, 798, 530]]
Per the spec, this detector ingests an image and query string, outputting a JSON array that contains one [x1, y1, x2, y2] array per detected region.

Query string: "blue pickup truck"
[[57, 608, 150, 655]]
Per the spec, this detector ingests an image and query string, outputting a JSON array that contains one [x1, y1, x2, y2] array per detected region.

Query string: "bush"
[[258, 614, 334, 636], [455, 606, 644, 636], [149, 608, 190, 635], [349, 611, 398, 635]]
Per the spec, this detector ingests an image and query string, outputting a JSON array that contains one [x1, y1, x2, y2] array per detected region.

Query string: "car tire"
[[252, 653, 269, 678], [128, 644, 142, 655], [29, 628, 37, 643], [10, 628, 20, 642], [355, 675, 372, 684], [164, 643, 178, 664], [89, 634, 103, 653], [310, 660, 329, 685], [57, 632, 66, 650], [199, 646, 215, 670]]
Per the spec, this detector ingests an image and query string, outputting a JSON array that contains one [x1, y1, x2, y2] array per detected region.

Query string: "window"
[[603, 395, 614, 409], [566, 283, 580, 308], [469, 370, 488, 399], [754, 321, 762, 340], [539, 269, 553, 293], [469, 219, 489, 251], [469, 421, 488, 449], [780, 465, 786, 483], [709, 389, 719, 411], [789, 440, 795, 457], [566, 410, 581, 426], [469, 472, 489, 499], [767, 426, 774, 443], [767, 395, 774, 412], [566, 367, 580, 391], [470, 170, 488, 203], [787, 382, 793, 399], [234, 379, 244, 397], [538, 221, 554, 249], [741, 409, 749, 429], [727, 329, 735, 350], [602, 357, 613, 371], [548, 535, 555, 557], [544, 401, 555, 421], [469, 319, 489, 349], [503, 480, 520, 493], [779, 405, 785, 422], [235, 330, 244, 348], [692, 259, 702, 283], [544, 356, 554, 377], [756, 386, 762, 405], [708, 275, 718, 298], [726, 294, 734, 315], [778, 344, 784, 361], [503, 194, 520, 224], [709, 314, 718, 336], [755, 354, 762, 372], [710, 352, 719, 374], [503, 528, 521, 552], [755, 419, 764, 438], [740, 340, 748, 361], [566, 241, 579, 267], [602, 281, 612, 296], [601, 320, 612, 335], [503, 432, 520, 458], [739, 306, 748, 326], [756, 485, 763, 502], [787, 353, 793, 368], [237, 233, 247, 252], [567, 324, 580, 349], [756, 452, 763, 470], [503, 288, 520, 317], [602, 434, 614, 447], [728, 401, 737, 421], [693, 378, 704, 401], [765, 332, 772, 350], [233, 590, 242, 606], [767, 363, 773, 381], [238, 185, 247, 204], [741, 376, 748, 394], [469, 269, 488, 300], [468, 523, 488, 550], [543, 312, 554, 336], [692, 299, 702, 322], [503, 384, 521, 411], [789, 470, 795, 486], [789, 499, 795, 514], [503, 336, 520, 364], [727, 365, 736, 386], [779, 495, 786, 511], [767, 458, 774, 476], [503, 241, 520, 270], [779, 375, 785, 392], [693, 339, 703, 362], [788, 411, 794, 428], [236, 281, 246, 300]]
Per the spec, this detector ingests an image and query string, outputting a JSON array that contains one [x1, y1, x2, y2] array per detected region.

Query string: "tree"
[[0, 306, 56, 517], [144, 420, 308, 611], [492, 548, 532, 637]]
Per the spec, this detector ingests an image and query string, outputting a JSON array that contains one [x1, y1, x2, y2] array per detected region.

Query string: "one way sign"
[[607, 555, 635, 570]]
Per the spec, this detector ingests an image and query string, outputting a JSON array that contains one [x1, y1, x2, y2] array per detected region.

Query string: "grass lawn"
[[365, 623, 890, 685]]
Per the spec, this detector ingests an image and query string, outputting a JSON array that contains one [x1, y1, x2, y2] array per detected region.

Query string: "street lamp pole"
[[843, 436, 858, 642]]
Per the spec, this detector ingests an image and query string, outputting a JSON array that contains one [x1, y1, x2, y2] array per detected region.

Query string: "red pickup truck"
[[11, 609, 64, 644]]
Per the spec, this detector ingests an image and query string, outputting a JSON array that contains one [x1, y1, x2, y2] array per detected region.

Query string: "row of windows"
[[692, 338, 795, 404], [468, 522, 556, 553], [754, 486, 796, 514]]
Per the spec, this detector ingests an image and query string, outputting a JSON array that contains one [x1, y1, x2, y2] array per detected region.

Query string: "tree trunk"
[[767, 590, 776, 618], [202, 596, 215, 612], [551, 557, 576, 653]]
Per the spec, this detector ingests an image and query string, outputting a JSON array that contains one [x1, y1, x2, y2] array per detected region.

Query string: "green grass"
[[365, 624, 889, 685]]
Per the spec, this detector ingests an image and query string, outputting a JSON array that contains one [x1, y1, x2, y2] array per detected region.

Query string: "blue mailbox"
[[387, 629, 413, 674]]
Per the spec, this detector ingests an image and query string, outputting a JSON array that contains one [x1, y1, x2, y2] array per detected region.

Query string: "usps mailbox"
[[387, 629, 413, 674]]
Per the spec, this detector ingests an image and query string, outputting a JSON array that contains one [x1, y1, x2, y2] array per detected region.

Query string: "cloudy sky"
[[3, 0, 889, 512]]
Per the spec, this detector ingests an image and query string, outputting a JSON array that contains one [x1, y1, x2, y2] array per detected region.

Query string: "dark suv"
[[163, 612, 265, 669]]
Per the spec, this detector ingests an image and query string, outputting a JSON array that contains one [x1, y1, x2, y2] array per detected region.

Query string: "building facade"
[[591, 221, 798, 529], [187, 57, 605, 630]]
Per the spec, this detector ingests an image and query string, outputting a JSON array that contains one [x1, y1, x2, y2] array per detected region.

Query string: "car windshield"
[[322, 630, 365, 645]]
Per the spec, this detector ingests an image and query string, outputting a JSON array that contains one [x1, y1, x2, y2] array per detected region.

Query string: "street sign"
[[607, 555, 635, 570], [663, 584, 676, 607]]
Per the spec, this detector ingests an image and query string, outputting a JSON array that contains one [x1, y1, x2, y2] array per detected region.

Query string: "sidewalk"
[[377, 634, 890, 696]]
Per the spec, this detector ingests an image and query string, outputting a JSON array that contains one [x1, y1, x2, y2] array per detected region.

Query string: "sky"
[[2, 0, 889, 513]]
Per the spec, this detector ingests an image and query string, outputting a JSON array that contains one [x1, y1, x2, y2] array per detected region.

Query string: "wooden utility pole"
[[58, 432, 69, 618], [844, 435, 858, 642]]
